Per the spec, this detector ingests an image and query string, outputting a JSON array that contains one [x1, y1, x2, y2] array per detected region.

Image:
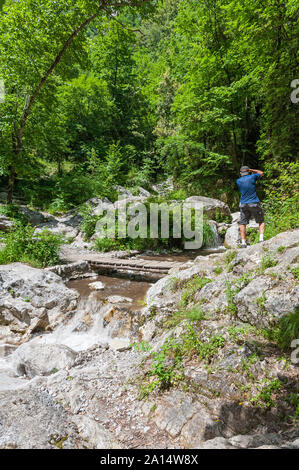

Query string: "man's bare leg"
[[259, 222, 265, 242], [240, 224, 247, 247]]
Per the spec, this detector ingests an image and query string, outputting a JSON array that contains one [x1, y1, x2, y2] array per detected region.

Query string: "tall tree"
[[0, 0, 152, 202]]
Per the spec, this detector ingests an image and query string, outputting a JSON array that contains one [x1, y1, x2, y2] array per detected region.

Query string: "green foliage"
[[224, 250, 237, 267], [225, 281, 238, 316], [81, 201, 214, 252], [227, 325, 255, 342], [180, 276, 211, 307], [213, 263, 223, 275], [196, 334, 226, 364], [166, 304, 207, 328], [287, 394, 299, 423], [250, 379, 283, 409], [224, 274, 253, 316], [257, 254, 278, 274], [135, 323, 226, 398], [290, 267, 299, 281], [0, 222, 62, 267], [0, 204, 28, 224], [261, 308, 299, 351], [0, 0, 298, 232], [241, 353, 260, 374], [137, 337, 183, 398]]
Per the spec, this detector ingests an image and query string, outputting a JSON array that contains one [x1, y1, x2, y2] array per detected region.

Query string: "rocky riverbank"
[[0, 227, 298, 449]]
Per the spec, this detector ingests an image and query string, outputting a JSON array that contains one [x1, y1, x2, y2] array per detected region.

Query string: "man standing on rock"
[[236, 166, 265, 248]]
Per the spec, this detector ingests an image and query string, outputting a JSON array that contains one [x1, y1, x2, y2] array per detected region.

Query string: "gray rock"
[[45, 261, 91, 280], [139, 320, 157, 342], [138, 187, 151, 198], [229, 433, 284, 448], [106, 295, 132, 304], [89, 281, 105, 290], [231, 212, 240, 224], [151, 178, 174, 196], [181, 409, 221, 446], [192, 437, 236, 449], [185, 196, 231, 219], [194, 279, 228, 313], [0, 263, 78, 333], [26, 310, 49, 335], [35, 212, 83, 240], [114, 197, 146, 210], [13, 343, 77, 377], [153, 392, 196, 438], [235, 276, 299, 327], [224, 224, 240, 248], [35, 222, 77, 240], [91, 201, 114, 217], [72, 415, 122, 449], [0, 387, 93, 449]]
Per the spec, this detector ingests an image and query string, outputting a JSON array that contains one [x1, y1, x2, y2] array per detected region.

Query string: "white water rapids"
[[0, 248, 225, 392]]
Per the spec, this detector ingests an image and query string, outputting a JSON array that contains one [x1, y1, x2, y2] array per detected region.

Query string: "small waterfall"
[[0, 290, 132, 391], [40, 291, 109, 351], [206, 221, 222, 248]]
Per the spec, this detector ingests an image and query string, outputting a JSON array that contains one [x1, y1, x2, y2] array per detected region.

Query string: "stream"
[[0, 248, 225, 391]]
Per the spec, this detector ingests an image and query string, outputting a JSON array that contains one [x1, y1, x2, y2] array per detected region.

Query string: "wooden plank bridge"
[[57, 248, 184, 280], [89, 257, 181, 276]]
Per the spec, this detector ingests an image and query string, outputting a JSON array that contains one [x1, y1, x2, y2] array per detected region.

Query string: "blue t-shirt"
[[236, 174, 261, 205]]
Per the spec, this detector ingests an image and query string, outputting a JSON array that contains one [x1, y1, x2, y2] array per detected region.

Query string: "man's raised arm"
[[249, 169, 264, 177]]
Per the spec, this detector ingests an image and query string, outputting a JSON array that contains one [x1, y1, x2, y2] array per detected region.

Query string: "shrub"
[[248, 161, 299, 244], [0, 222, 63, 267], [0, 204, 28, 224], [81, 200, 215, 251]]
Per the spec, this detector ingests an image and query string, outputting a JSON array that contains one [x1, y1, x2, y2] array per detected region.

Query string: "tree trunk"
[[6, 165, 16, 204]]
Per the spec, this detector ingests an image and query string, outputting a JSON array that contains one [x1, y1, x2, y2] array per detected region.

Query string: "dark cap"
[[240, 166, 250, 176]]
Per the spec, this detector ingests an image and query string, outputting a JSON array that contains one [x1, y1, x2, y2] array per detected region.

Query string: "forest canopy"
[[0, 0, 298, 211]]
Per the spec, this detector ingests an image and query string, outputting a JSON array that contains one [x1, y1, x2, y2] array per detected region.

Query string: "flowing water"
[[0, 247, 225, 390]]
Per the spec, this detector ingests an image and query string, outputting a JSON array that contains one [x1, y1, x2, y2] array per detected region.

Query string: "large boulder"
[[85, 197, 114, 217], [235, 276, 299, 327], [0, 263, 79, 334], [151, 390, 221, 445], [224, 216, 260, 249], [224, 224, 240, 248], [185, 196, 231, 220], [35, 212, 83, 240], [144, 228, 299, 331], [12, 342, 77, 378]]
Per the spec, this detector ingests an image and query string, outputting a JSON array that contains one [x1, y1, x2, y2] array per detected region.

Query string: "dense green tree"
[[0, 0, 297, 211], [0, 0, 152, 202]]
